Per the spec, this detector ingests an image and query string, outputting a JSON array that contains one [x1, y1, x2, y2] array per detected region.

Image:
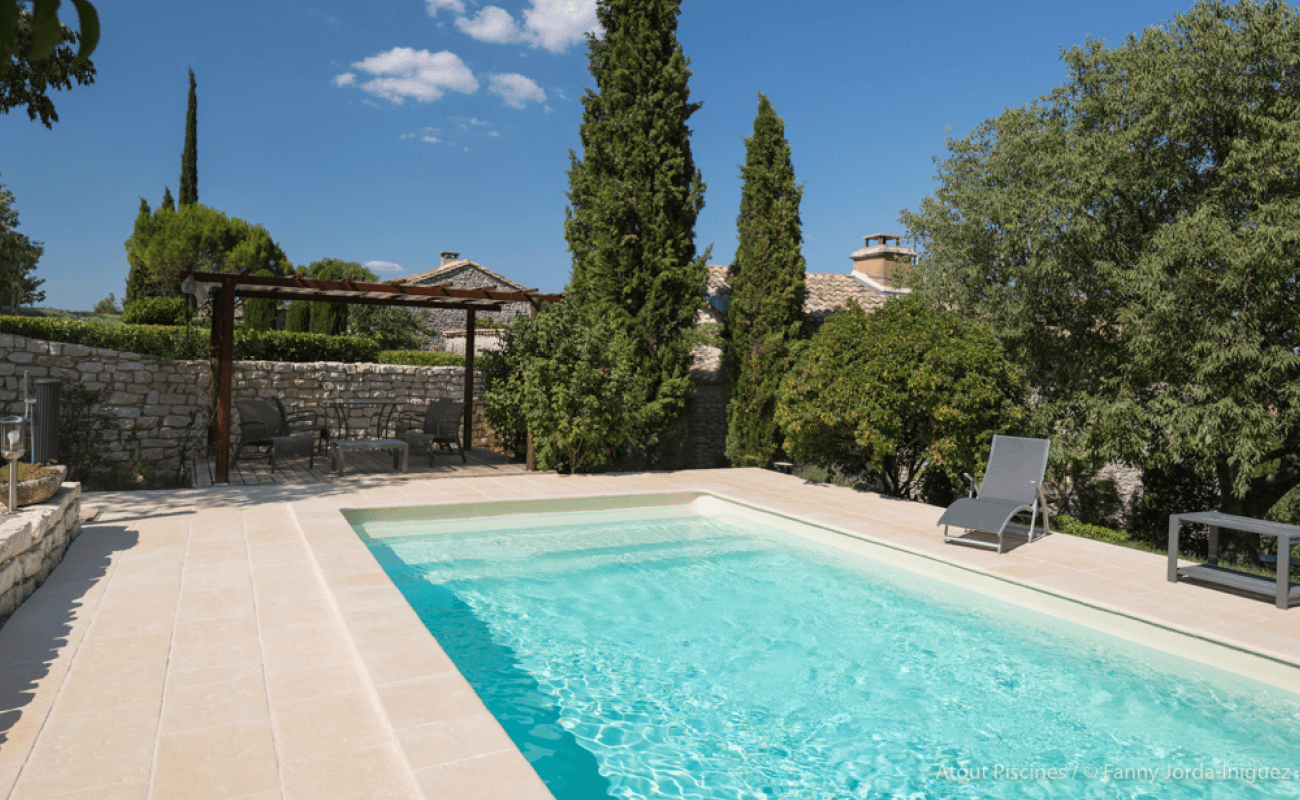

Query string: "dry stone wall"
[[0, 334, 493, 478], [0, 484, 81, 627]]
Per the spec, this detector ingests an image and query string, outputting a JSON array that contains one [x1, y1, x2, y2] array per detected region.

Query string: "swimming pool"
[[350, 494, 1300, 799]]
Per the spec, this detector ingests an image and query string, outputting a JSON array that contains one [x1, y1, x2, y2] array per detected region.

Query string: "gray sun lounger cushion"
[[938, 434, 1051, 554]]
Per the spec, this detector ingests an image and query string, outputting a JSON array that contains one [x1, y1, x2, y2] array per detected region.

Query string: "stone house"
[[391, 253, 536, 354], [687, 234, 916, 468]]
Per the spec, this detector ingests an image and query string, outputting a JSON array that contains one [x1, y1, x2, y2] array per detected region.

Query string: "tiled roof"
[[702, 266, 888, 323], [390, 260, 529, 291]]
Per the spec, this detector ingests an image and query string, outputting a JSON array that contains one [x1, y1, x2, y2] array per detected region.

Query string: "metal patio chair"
[[938, 435, 1052, 554], [233, 397, 329, 467], [395, 398, 466, 465]]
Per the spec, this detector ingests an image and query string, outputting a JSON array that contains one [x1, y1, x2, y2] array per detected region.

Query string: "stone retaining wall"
[[0, 484, 81, 627]]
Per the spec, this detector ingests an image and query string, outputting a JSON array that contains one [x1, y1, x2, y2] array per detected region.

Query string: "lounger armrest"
[[1031, 480, 1050, 535], [394, 410, 423, 435], [963, 472, 978, 498]]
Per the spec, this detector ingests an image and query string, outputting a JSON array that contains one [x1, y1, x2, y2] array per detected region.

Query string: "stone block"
[[118, 361, 145, 371], [0, 363, 13, 376], [79, 361, 104, 373], [19, 549, 41, 580], [0, 558, 20, 597], [63, 344, 90, 357], [7, 352, 33, 364], [0, 585, 16, 620], [107, 390, 144, 405]]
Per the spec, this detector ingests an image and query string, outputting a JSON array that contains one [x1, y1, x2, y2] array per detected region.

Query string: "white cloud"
[[488, 131, 500, 137], [489, 73, 545, 108], [348, 48, 478, 103], [450, 1, 600, 53], [425, 0, 466, 16], [456, 6, 522, 44], [522, 0, 600, 52], [422, 135, 440, 143], [364, 260, 405, 273], [333, 73, 356, 86]]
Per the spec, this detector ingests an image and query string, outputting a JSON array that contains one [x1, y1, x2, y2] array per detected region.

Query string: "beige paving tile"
[[376, 674, 490, 730], [0, 764, 18, 797], [341, 606, 427, 648], [151, 720, 279, 800], [414, 749, 552, 800], [168, 616, 262, 673], [21, 778, 150, 799], [264, 661, 370, 706], [73, 628, 173, 668], [260, 622, 355, 675], [54, 658, 168, 715], [272, 690, 389, 763], [10, 702, 158, 798], [161, 661, 270, 735], [176, 586, 257, 624], [396, 713, 517, 770], [255, 597, 337, 633], [357, 633, 457, 685], [282, 744, 418, 800]]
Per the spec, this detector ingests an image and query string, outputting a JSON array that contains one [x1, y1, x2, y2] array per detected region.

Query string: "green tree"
[[91, 292, 117, 314], [160, 186, 174, 212], [240, 269, 277, 330], [179, 68, 197, 206], [900, 0, 1300, 525], [1, 3, 97, 127], [124, 198, 157, 305], [0, 175, 45, 309], [776, 297, 1024, 501], [124, 203, 292, 295], [285, 299, 310, 332], [563, 0, 709, 467], [304, 259, 375, 335], [724, 93, 806, 468], [483, 301, 638, 474], [349, 304, 424, 350]]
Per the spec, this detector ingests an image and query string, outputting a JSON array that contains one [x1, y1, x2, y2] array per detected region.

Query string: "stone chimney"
[[849, 234, 914, 293], [440, 251, 461, 267]]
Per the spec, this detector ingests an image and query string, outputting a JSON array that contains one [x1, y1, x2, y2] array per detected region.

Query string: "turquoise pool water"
[[355, 501, 1300, 799]]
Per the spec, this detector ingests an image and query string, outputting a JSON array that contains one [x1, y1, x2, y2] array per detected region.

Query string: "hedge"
[[378, 350, 465, 367], [0, 316, 380, 363], [1053, 513, 1129, 545]]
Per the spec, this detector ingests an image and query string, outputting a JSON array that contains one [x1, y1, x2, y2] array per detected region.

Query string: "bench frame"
[[1168, 511, 1300, 609]]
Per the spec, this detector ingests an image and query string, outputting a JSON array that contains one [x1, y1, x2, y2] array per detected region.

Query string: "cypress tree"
[[285, 300, 310, 332], [124, 197, 155, 305], [724, 94, 806, 467], [160, 186, 174, 212], [179, 68, 198, 206], [564, 0, 709, 466], [242, 270, 278, 330]]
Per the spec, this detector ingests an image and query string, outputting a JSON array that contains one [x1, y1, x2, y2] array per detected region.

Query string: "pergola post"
[[214, 275, 236, 483], [463, 309, 475, 453], [525, 300, 537, 471]]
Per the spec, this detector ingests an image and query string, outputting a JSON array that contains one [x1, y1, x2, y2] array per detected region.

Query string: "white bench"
[[331, 439, 408, 474]]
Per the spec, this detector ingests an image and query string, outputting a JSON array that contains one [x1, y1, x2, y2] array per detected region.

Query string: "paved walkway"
[[1, 469, 1299, 799]]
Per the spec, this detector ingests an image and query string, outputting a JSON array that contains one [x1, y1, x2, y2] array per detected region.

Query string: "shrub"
[[483, 302, 638, 473], [1053, 514, 1129, 545], [378, 350, 464, 367], [776, 296, 1025, 501], [123, 296, 193, 326], [234, 329, 379, 363]]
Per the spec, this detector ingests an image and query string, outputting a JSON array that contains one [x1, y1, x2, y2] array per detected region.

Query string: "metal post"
[[463, 308, 475, 453]]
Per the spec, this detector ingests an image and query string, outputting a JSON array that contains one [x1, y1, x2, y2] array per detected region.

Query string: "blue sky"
[[6, 0, 1208, 311]]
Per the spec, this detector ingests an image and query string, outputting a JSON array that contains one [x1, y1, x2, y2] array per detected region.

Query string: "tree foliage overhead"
[[564, 0, 709, 466], [179, 68, 198, 207], [776, 297, 1024, 501], [901, 0, 1300, 521], [725, 93, 806, 468], [0, 175, 45, 309], [1, 3, 96, 127], [483, 301, 639, 474], [124, 203, 293, 296]]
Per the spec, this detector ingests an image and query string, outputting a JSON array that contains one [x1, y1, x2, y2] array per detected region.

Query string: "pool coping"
[[3, 468, 1300, 799]]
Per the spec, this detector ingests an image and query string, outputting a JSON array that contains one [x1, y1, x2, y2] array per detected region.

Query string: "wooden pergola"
[[180, 270, 562, 484]]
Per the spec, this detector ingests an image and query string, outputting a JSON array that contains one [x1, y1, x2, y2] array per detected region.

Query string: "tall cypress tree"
[[160, 186, 175, 212], [178, 68, 198, 206], [724, 94, 806, 467], [564, 0, 709, 466]]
